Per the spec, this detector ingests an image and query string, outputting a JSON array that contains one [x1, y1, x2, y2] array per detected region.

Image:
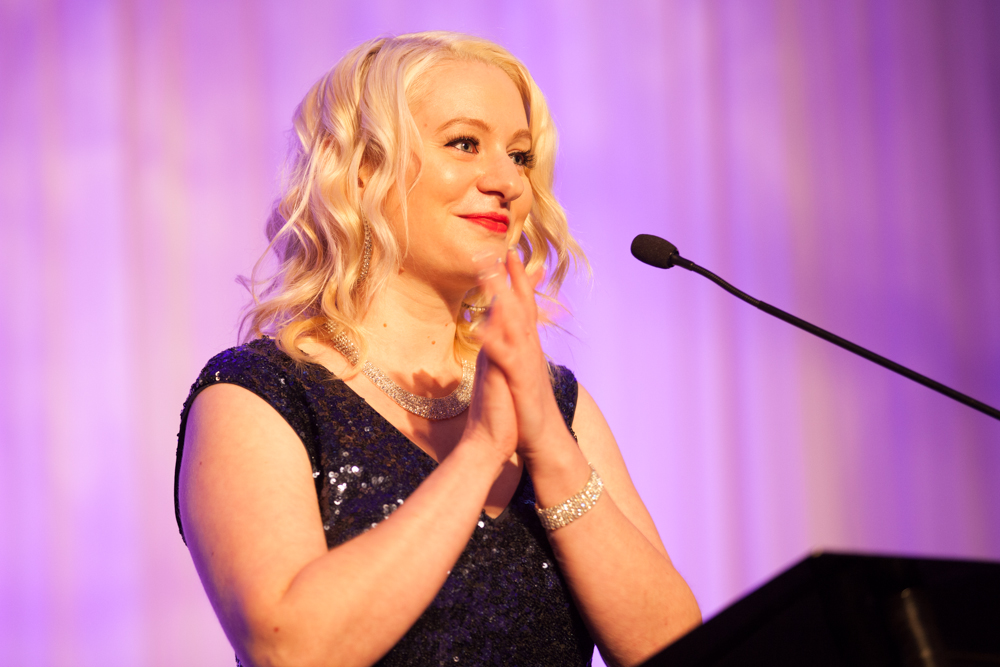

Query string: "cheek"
[[432, 164, 470, 201], [404, 153, 461, 215], [518, 177, 535, 217], [417, 152, 467, 201]]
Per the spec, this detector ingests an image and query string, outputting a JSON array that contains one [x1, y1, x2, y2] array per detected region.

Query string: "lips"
[[460, 213, 509, 234]]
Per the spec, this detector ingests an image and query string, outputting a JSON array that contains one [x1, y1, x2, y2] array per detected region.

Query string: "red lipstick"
[[461, 213, 509, 234]]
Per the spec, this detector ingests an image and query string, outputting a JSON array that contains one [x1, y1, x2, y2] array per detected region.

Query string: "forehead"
[[410, 60, 529, 133]]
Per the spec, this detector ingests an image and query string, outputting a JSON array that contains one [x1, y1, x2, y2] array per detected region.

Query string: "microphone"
[[630, 234, 682, 269], [631, 233, 1000, 422]]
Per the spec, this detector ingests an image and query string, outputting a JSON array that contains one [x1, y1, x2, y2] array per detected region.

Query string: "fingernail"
[[471, 250, 496, 263]]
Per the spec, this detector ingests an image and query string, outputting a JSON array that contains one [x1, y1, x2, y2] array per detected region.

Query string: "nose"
[[477, 150, 524, 206]]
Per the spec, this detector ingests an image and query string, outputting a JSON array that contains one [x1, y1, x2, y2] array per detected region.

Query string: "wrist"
[[535, 465, 604, 531], [523, 436, 592, 508], [519, 419, 578, 464], [452, 433, 511, 480]]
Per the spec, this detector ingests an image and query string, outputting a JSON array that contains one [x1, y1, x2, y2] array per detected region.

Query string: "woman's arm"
[[477, 250, 701, 666], [542, 385, 702, 666], [508, 385, 701, 667], [178, 355, 516, 667]]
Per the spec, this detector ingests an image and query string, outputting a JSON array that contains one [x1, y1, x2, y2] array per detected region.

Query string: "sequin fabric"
[[174, 338, 594, 666]]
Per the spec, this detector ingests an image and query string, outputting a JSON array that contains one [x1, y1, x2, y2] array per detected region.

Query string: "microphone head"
[[631, 234, 679, 269]]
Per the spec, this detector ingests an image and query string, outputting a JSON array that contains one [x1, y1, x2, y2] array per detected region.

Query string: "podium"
[[641, 552, 1000, 667]]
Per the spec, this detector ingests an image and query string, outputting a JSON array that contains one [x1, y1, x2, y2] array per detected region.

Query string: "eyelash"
[[445, 135, 536, 169], [512, 150, 536, 169]]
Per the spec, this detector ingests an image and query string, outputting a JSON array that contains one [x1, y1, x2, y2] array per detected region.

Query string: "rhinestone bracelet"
[[535, 465, 604, 531]]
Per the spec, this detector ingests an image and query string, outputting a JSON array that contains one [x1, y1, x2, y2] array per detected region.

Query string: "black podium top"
[[641, 552, 1000, 667]]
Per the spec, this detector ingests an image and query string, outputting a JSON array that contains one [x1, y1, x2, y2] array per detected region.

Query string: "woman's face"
[[390, 59, 535, 292]]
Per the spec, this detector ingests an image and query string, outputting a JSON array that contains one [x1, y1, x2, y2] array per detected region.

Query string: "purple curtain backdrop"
[[2, 1, 999, 665]]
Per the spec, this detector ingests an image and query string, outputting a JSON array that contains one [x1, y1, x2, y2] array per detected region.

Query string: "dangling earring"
[[358, 215, 372, 287]]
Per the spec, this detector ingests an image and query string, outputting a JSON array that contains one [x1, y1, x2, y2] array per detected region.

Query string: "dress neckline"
[[318, 363, 526, 523]]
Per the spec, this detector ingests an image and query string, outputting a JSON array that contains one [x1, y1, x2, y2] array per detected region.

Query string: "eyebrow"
[[436, 116, 532, 144]]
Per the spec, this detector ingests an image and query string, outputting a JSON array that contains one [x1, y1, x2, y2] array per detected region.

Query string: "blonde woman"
[[175, 31, 700, 667]]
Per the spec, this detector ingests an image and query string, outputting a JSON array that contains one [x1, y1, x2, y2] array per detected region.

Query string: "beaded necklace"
[[329, 329, 473, 420]]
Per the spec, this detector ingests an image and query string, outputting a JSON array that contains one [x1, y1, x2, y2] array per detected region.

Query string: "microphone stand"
[[638, 238, 1000, 422]]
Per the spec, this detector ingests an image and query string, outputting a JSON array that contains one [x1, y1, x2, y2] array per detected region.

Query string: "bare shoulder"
[[181, 383, 316, 491], [572, 383, 671, 560], [179, 383, 328, 635], [180, 382, 326, 554]]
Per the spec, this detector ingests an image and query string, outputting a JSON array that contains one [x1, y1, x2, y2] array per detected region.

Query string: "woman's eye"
[[447, 137, 478, 153], [510, 151, 536, 169]]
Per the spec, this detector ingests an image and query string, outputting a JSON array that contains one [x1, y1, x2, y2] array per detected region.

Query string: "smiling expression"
[[386, 60, 535, 292]]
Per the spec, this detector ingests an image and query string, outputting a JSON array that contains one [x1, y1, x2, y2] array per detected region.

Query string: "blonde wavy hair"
[[241, 31, 586, 370]]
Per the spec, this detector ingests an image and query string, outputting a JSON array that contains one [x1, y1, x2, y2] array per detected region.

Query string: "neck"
[[359, 270, 469, 385]]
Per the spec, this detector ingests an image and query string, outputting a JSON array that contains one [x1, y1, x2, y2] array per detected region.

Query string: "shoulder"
[[193, 338, 295, 391], [185, 338, 332, 412], [175, 339, 329, 539], [179, 337, 339, 447]]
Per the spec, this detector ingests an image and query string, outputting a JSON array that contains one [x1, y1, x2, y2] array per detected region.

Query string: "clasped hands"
[[462, 249, 574, 469]]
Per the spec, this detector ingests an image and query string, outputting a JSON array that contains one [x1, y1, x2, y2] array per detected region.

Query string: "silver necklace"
[[329, 329, 474, 420]]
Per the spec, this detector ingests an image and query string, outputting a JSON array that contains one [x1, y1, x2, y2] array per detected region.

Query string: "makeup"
[[460, 212, 509, 234]]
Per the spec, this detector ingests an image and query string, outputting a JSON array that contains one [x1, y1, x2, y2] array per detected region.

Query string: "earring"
[[358, 215, 372, 287]]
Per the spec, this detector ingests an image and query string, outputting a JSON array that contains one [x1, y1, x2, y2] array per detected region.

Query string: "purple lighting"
[[1, 2, 998, 665]]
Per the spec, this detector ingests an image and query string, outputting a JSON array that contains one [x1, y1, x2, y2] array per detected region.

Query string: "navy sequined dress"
[[174, 338, 595, 666]]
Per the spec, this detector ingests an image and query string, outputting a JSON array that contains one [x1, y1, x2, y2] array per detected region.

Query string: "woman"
[[175, 31, 700, 667]]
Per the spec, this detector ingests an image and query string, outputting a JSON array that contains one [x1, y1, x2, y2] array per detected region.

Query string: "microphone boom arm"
[[668, 252, 1000, 422]]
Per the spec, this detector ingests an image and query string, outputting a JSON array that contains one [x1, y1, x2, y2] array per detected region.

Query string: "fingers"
[[464, 346, 518, 461], [505, 248, 544, 299], [472, 251, 508, 302], [469, 250, 560, 453], [505, 248, 530, 297], [471, 250, 546, 377], [473, 249, 543, 311]]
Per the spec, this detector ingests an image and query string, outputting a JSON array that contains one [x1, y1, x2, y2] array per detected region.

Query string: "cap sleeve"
[[173, 339, 322, 541], [548, 363, 579, 430]]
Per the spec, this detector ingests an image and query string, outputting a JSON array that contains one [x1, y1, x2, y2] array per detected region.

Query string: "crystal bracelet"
[[535, 465, 604, 531]]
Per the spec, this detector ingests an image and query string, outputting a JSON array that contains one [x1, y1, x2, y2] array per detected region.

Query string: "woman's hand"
[[471, 253, 701, 667], [460, 348, 518, 469], [474, 249, 573, 463]]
